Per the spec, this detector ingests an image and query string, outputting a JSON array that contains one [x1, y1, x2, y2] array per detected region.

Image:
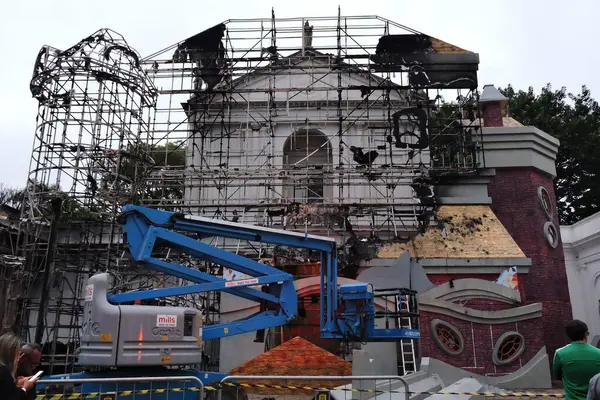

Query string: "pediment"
[[221, 52, 407, 103]]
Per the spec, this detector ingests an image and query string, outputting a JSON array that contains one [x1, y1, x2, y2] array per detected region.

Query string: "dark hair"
[[565, 319, 589, 341], [21, 343, 42, 354]]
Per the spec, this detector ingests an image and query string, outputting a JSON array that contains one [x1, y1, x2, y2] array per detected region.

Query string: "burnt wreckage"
[[14, 13, 483, 372], [173, 24, 481, 270]]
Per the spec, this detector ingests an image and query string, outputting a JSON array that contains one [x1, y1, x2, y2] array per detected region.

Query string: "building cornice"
[[419, 298, 542, 324], [562, 230, 600, 250], [478, 126, 560, 178], [361, 257, 531, 274], [420, 278, 522, 303], [561, 212, 600, 249]]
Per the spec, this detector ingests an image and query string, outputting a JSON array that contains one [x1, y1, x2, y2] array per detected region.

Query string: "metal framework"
[[6, 9, 482, 373]]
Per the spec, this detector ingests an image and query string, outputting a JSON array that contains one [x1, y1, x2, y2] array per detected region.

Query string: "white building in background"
[[561, 212, 600, 345]]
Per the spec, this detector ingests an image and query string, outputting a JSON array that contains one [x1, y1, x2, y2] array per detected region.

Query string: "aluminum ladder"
[[397, 295, 417, 375]]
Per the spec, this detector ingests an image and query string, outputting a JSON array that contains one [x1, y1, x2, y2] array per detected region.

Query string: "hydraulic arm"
[[79, 205, 419, 368]]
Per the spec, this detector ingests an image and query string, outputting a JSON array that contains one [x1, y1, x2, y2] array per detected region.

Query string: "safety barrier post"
[[218, 374, 410, 400], [36, 375, 205, 400]]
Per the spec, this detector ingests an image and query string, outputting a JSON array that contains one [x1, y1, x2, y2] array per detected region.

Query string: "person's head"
[[565, 319, 589, 342], [18, 343, 42, 375], [0, 333, 23, 377]]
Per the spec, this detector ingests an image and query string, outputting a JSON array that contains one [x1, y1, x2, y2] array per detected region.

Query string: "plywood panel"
[[378, 205, 526, 259]]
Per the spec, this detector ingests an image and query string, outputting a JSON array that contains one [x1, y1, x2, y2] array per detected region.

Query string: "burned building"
[[7, 10, 569, 382]]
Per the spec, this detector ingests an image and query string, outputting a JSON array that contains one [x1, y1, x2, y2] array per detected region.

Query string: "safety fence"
[[33, 374, 566, 400], [34, 375, 204, 400], [217, 375, 407, 400]]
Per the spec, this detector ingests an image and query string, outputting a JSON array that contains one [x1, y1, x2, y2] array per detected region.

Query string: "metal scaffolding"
[[8, 9, 482, 373]]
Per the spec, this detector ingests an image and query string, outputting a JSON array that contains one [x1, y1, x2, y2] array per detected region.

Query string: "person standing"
[[554, 320, 600, 400], [0, 333, 39, 400], [16, 344, 42, 400]]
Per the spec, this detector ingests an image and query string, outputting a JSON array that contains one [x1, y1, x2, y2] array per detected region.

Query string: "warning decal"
[[225, 278, 259, 288]]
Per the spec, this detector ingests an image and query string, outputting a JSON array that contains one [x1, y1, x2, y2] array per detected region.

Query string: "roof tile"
[[228, 336, 352, 395]]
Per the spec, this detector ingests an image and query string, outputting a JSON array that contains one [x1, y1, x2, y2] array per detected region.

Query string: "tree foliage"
[[499, 84, 600, 225], [137, 141, 187, 205], [0, 183, 23, 210], [0, 142, 187, 221]]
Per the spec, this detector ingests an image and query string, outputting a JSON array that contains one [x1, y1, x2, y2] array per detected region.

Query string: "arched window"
[[282, 129, 332, 203]]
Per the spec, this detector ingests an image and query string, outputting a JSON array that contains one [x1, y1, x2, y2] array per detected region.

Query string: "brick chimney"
[[479, 84, 508, 127]]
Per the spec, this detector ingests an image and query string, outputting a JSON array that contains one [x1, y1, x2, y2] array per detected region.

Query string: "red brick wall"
[[483, 103, 504, 127], [286, 299, 342, 355], [428, 273, 498, 285], [487, 167, 572, 361], [420, 310, 544, 375]]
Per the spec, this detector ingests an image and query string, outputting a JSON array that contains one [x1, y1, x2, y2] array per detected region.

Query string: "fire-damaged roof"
[[377, 205, 526, 259], [430, 37, 471, 54]]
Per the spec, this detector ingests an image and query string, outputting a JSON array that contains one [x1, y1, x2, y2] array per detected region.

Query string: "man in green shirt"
[[553, 320, 600, 400]]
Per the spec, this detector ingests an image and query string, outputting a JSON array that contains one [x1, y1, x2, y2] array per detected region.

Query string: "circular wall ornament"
[[493, 331, 526, 365], [430, 319, 465, 356], [537, 186, 553, 219], [544, 221, 559, 249]]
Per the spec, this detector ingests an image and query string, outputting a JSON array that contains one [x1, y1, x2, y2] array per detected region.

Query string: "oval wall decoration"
[[493, 331, 526, 365], [544, 221, 559, 249], [537, 186, 553, 219], [430, 319, 465, 356]]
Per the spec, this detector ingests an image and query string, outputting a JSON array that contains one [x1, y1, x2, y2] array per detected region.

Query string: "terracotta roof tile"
[[228, 337, 352, 395]]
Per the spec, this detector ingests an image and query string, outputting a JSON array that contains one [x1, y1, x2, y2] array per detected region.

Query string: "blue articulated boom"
[[114, 204, 420, 342], [37, 204, 419, 400]]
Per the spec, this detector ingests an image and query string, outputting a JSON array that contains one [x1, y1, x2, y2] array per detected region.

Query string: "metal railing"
[[217, 375, 410, 400], [36, 375, 205, 400]]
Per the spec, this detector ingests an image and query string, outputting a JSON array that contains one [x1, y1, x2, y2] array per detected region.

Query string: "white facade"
[[184, 54, 430, 239], [561, 212, 600, 344]]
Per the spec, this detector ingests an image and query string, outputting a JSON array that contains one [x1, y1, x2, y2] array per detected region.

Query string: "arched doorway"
[[282, 129, 332, 203]]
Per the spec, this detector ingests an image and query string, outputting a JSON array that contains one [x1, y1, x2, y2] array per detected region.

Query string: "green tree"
[[0, 183, 23, 209], [0, 141, 187, 222], [499, 84, 600, 225], [117, 141, 187, 207]]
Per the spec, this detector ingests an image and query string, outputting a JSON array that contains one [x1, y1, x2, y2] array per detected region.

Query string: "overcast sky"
[[0, 0, 598, 188]]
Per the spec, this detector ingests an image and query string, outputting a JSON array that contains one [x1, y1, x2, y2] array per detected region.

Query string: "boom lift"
[[40, 204, 420, 399]]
